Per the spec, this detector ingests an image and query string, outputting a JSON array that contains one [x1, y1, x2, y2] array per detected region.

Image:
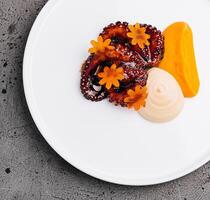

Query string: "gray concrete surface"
[[0, 0, 210, 199]]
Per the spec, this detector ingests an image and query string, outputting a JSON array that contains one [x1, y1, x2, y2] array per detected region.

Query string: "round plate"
[[23, 0, 210, 185]]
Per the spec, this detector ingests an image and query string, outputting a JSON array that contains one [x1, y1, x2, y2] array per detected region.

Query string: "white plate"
[[23, 0, 210, 185]]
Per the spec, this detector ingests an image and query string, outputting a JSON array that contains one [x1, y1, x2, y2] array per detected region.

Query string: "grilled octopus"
[[80, 21, 164, 106]]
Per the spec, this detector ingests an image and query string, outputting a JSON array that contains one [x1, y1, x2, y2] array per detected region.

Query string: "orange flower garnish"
[[124, 85, 148, 111], [88, 36, 115, 54], [127, 23, 150, 49], [98, 64, 124, 89]]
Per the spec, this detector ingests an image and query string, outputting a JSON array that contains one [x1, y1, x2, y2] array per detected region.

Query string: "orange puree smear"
[[158, 22, 200, 97]]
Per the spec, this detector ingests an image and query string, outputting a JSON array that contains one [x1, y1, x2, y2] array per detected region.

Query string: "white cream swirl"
[[138, 68, 184, 122]]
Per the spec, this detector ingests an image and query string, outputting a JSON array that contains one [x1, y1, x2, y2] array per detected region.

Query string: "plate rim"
[[23, 0, 210, 186]]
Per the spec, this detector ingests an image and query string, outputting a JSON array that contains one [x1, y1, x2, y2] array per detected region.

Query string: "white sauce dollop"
[[138, 68, 184, 123]]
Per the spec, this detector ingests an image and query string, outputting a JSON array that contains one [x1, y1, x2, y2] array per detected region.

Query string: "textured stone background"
[[0, 0, 210, 199]]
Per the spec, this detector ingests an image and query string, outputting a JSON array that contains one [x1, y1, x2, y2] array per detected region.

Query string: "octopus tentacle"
[[100, 21, 129, 42], [80, 56, 108, 101], [123, 65, 148, 85], [142, 24, 164, 65], [108, 64, 148, 106], [84, 42, 147, 77], [100, 22, 164, 66]]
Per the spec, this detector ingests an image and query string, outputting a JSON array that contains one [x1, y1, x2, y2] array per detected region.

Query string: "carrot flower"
[[127, 23, 150, 49], [88, 36, 115, 54], [124, 85, 148, 111], [98, 64, 124, 89]]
